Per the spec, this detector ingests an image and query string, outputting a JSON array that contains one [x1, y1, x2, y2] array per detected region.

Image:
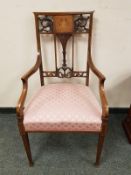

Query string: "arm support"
[[89, 57, 109, 119], [16, 54, 41, 117]]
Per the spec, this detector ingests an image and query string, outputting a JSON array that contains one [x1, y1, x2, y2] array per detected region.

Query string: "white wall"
[[0, 0, 131, 107]]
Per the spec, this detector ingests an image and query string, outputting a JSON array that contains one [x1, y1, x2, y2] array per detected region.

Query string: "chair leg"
[[21, 133, 33, 166], [95, 133, 106, 166]]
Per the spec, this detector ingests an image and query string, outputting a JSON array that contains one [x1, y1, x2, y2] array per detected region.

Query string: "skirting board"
[[0, 107, 128, 114], [0, 107, 16, 114]]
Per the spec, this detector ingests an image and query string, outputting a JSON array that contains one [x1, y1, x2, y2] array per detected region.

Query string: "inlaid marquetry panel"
[[53, 15, 73, 33]]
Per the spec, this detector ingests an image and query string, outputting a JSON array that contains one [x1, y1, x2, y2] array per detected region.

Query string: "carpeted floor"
[[0, 113, 131, 175]]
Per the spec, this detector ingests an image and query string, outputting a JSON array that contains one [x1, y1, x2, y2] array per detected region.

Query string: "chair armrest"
[[16, 54, 41, 118], [99, 80, 109, 119], [89, 57, 109, 119], [22, 53, 41, 80], [88, 57, 105, 81]]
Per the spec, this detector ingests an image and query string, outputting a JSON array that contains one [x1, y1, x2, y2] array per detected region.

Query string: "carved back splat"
[[34, 12, 94, 85]]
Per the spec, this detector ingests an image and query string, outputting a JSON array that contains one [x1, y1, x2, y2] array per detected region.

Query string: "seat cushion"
[[24, 83, 102, 132]]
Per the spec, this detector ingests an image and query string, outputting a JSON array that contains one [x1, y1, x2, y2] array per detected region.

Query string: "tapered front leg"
[[95, 132, 106, 166], [21, 133, 33, 166]]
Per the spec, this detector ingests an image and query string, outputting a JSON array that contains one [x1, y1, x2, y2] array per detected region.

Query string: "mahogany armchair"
[[16, 11, 109, 166]]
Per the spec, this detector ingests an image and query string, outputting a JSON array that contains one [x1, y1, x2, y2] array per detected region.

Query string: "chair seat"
[[24, 83, 102, 132]]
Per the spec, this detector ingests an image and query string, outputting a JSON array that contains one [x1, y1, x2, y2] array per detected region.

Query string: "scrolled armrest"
[[89, 57, 109, 119], [99, 81, 109, 119], [16, 54, 41, 118], [22, 53, 41, 80], [16, 79, 28, 117], [89, 57, 105, 81]]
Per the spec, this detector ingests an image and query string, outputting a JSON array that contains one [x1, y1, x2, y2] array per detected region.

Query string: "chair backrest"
[[34, 11, 94, 86]]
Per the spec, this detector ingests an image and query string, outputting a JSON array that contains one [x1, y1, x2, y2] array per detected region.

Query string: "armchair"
[[16, 11, 109, 166]]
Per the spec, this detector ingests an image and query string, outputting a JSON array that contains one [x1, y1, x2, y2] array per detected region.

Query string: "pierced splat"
[[38, 15, 53, 33], [34, 12, 93, 80], [54, 15, 73, 75], [56, 34, 72, 68], [74, 14, 89, 33], [54, 15, 73, 68]]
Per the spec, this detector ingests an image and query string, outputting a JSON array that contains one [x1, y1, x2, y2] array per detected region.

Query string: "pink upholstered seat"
[[24, 83, 102, 132]]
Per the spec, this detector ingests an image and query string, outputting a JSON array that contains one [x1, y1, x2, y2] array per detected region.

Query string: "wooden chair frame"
[[16, 11, 109, 166]]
